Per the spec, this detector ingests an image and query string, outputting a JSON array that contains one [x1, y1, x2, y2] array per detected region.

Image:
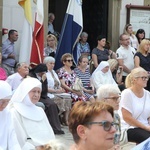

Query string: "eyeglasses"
[[86, 121, 119, 131], [136, 76, 149, 81], [104, 96, 120, 101], [64, 59, 73, 62]]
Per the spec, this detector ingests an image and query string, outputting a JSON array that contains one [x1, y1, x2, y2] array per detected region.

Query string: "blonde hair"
[[107, 59, 118, 71], [137, 39, 150, 54], [125, 67, 147, 88], [123, 24, 134, 38], [47, 34, 57, 47]]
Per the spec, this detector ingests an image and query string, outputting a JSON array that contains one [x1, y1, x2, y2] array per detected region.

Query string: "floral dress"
[[58, 67, 86, 104]]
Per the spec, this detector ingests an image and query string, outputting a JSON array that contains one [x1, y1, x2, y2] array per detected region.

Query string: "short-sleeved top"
[[74, 67, 91, 88], [134, 52, 150, 71], [116, 45, 136, 76], [92, 48, 109, 64], [118, 89, 150, 130]]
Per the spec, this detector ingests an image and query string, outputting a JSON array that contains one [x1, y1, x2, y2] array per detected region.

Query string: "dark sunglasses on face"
[[86, 121, 119, 131], [64, 59, 73, 62]]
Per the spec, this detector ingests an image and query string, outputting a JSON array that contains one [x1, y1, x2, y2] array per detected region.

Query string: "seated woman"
[[97, 84, 121, 149], [74, 55, 95, 102], [0, 80, 21, 150], [108, 59, 125, 91], [29, 64, 64, 134], [43, 56, 72, 125], [44, 34, 57, 58], [9, 78, 55, 150], [91, 61, 117, 92], [58, 53, 86, 105], [119, 67, 150, 144], [68, 101, 117, 150]]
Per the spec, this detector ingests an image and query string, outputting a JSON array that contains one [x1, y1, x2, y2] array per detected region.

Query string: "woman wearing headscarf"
[[0, 80, 21, 150], [91, 61, 117, 92], [29, 64, 64, 134], [9, 78, 55, 150]]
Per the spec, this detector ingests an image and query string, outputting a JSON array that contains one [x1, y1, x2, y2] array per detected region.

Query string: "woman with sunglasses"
[[123, 24, 139, 50], [119, 67, 150, 144], [58, 53, 86, 105], [97, 84, 121, 149], [68, 101, 117, 150], [134, 39, 150, 91]]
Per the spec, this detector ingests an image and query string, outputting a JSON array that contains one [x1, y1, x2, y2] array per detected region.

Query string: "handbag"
[[120, 129, 128, 146], [72, 77, 83, 91]]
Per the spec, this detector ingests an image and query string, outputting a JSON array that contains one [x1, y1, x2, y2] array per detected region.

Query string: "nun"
[[0, 80, 21, 150], [91, 61, 117, 91], [9, 77, 55, 150]]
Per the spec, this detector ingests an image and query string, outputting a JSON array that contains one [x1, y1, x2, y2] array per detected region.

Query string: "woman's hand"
[[72, 90, 83, 96], [35, 145, 45, 150]]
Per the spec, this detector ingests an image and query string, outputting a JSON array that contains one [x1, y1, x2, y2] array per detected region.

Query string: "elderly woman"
[[119, 67, 150, 144], [44, 34, 57, 58], [76, 32, 91, 60], [74, 55, 95, 102], [0, 80, 21, 150], [91, 61, 117, 92], [68, 101, 117, 150], [58, 53, 86, 104], [9, 78, 55, 150], [43, 56, 72, 125], [134, 39, 150, 91], [97, 84, 121, 149], [29, 64, 64, 134]]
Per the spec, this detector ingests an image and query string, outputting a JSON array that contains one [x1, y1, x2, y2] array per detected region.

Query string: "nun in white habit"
[[0, 80, 21, 150], [9, 77, 55, 150], [91, 61, 117, 91]]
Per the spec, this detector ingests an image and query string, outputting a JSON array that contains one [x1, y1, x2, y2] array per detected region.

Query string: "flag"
[[30, 0, 44, 66], [55, 0, 83, 70], [18, 0, 33, 64]]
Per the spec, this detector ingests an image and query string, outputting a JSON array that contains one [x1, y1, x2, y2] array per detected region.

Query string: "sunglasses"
[[136, 76, 149, 81], [86, 121, 119, 131], [64, 59, 73, 62]]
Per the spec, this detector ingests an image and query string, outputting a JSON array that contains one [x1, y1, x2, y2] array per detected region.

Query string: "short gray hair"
[[96, 84, 120, 100], [80, 32, 88, 38], [43, 56, 55, 64]]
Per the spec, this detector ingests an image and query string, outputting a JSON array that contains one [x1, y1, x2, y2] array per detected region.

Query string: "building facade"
[[0, 0, 149, 61]]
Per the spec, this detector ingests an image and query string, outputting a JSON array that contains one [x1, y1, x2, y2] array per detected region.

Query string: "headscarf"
[[0, 80, 12, 100], [92, 61, 112, 78], [10, 77, 43, 121]]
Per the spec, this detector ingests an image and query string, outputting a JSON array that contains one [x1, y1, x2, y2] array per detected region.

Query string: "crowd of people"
[[0, 18, 150, 150]]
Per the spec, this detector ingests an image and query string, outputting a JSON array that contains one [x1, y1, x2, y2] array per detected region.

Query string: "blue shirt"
[[2, 39, 16, 67]]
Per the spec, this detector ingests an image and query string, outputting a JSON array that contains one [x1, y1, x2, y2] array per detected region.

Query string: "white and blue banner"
[[55, 0, 83, 70]]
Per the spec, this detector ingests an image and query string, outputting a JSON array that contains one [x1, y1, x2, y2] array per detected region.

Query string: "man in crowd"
[[116, 33, 136, 82], [2, 29, 18, 76]]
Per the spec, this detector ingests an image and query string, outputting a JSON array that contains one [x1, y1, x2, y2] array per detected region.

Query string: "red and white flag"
[[30, 0, 44, 66]]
